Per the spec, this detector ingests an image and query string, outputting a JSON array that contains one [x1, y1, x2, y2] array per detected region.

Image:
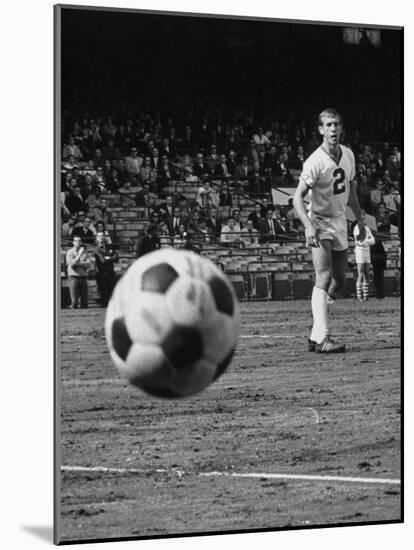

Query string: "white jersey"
[[300, 144, 355, 218], [353, 223, 375, 263]]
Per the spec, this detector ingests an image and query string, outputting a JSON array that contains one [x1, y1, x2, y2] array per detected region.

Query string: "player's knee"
[[315, 270, 331, 290]]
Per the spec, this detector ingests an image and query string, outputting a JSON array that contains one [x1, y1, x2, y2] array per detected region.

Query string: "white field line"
[[61, 465, 400, 485], [239, 334, 296, 339], [200, 472, 400, 485]]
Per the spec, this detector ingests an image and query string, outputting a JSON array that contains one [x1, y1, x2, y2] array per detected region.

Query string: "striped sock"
[[356, 282, 363, 301], [362, 282, 369, 301]]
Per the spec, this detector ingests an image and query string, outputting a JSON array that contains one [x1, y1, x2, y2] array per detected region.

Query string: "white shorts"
[[310, 214, 348, 251], [355, 246, 371, 264]]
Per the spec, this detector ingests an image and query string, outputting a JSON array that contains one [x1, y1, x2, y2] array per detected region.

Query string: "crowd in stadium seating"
[[61, 104, 402, 250]]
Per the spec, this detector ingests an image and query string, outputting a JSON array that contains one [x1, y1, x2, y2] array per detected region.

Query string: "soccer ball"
[[105, 249, 240, 398]]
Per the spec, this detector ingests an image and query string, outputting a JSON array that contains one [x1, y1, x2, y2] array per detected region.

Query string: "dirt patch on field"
[[58, 298, 401, 542]]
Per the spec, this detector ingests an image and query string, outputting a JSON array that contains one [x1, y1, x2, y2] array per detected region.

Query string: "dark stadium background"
[[61, 9, 401, 135]]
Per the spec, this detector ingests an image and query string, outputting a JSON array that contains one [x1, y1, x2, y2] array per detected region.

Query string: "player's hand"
[[305, 224, 320, 247], [356, 222, 366, 242]]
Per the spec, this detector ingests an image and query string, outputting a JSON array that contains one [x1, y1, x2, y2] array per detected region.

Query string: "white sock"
[[310, 286, 329, 344]]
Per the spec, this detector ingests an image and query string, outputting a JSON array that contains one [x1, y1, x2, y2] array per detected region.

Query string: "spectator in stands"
[[214, 153, 231, 180], [207, 182, 220, 210], [260, 197, 274, 217], [93, 166, 107, 193], [63, 154, 79, 172], [370, 179, 384, 209], [66, 184, 87, 214], [135, 223, 160, 258], [149, 210, 162, 229], [245, 138, 260, 168], [66, 235, 91, 309], [116, 158, 130, 185], [371, 235, 387, 299], [373, 150, 385, 175], [192, 217, 210, 246], [387, 152, 401, 180], [181, 125, 194, 150], [158, 222, 172, 247], [193, 153, 211, 181], [125, 147, 143, 183], [240, 219, 259, 248], [62, 171, 75, 193], [278, 216, 296, 236], [106, 166, 121, 192], [146, 191, 159, 212], [94, 231, 119, 307], [290, 145, 306, 171], [206, 144, 220, 172], [252, 127, 271, 160], [259, 209, 280, 243], [62, 136, 83, 161], [220, 217, 240, 247], [205, 207, 222, 242], [383, 185, 400, 225], [93, 148, 105, 168], [273, 152, 292, 186], [232, 208, 243, 235], [95, 220, 112, 244], [102, 137, 121, 162], [263, 145, 279, 174], [168, 206, 186, 236], [226, 150, 237, 176], [150, 147, 161, 171], [286, 208, 300, 232], [283, 197, 298, 220], [375, 202, 391, 233], [360, 144, 373, 166], [235, 155, 253, 187], [247, 203, 263, 231], [72, 216, 96, 244], [158, 155, 175, 187], [88, 197, 114, 226], [158, 195, 175, 220], [61, 212, 77, 240], [356, 174, 372, 214], [188, 210, 202, 235], [140, 156, 157, 187], [219, 183, 233, 207], [81, 174, 100, 209], [160, 137, 175, 159], [382, 169, 393, 191], [196, 180, 213, 208]]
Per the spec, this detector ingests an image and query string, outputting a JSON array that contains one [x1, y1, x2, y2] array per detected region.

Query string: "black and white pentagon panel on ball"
[[105, 249, 240, 398]]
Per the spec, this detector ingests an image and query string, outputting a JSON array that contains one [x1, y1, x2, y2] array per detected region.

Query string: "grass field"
[[58, 297, 401, 543]]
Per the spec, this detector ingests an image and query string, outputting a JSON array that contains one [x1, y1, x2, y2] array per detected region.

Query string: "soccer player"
[[353, 211, 375, 301], [293, 108, 366, 353]]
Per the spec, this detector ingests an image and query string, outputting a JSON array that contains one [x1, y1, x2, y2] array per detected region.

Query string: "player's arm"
[[365, 227, 375, 246], [293, 178, 320, 247], [347, 180, 365, 241]]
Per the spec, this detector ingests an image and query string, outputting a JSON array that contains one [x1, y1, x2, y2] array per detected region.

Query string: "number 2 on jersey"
[[333, 168, 346, 195]]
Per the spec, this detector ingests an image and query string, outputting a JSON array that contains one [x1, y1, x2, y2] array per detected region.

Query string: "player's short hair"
[[318, 108, 342, 126]]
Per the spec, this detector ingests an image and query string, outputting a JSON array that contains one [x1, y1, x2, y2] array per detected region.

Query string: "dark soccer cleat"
[[315, 336, 346, 353], [308, 338, 316, 352]]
